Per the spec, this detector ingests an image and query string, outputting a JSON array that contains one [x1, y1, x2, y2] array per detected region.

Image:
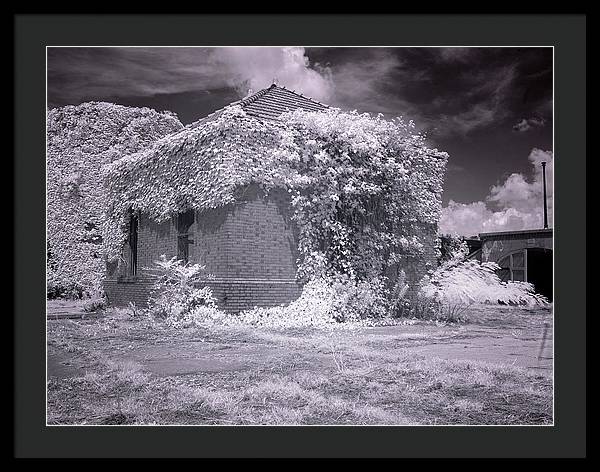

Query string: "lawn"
[[47, 304, 553, 425]]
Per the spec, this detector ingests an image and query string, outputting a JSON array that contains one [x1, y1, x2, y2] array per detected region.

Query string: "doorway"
[[527, 248, 553, 301]]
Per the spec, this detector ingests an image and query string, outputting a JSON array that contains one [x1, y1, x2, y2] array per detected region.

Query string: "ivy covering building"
[[47, 102, 183, 298], [103, 85, 448, 311]]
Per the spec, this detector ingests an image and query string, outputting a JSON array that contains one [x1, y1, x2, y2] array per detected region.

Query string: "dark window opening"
[[128, 212, 139, 276], [176, 209, 195, 263]]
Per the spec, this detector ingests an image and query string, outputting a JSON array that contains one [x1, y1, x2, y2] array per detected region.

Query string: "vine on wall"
[[104, 105, 448, 285], [47, 102, 183, 298]]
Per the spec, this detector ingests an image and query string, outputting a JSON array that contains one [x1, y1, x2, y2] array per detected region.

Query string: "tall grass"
[[420, 259, 549, 306]]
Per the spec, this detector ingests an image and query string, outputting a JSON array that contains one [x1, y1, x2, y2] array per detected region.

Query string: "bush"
[[438, 234, 469, 264], [146, 255, 217, 320], [47, 280, 85, 300], [236, 275, 390, 329], [419, 258, 549, 307], [83, 297, 107, 313], [164, 305, 234, 329], [405, 295, 469, 323]]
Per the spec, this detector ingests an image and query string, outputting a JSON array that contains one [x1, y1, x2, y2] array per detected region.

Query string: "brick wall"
[[104, 185, 302, 311], [104, 184, 440, 310]]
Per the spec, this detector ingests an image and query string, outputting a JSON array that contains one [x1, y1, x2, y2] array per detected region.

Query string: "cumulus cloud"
[[440, 148, 554, 236], [47, 47, 334, 104], [217, 47, 334, 102]]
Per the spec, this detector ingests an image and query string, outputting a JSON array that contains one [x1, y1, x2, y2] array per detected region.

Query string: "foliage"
[[152, 275, 394, 330], [146, 255, 217, 320], [237, 275, 391, 328], [400, 295, 469, 323], [82, 297, 107, 313], [438, 234, 470, 264], [419, 258, 549, 307], [104, 105, 447, 286], [274, 109, 447, 282], [386, 270, 412, 317], [47, 102, 183, 298]]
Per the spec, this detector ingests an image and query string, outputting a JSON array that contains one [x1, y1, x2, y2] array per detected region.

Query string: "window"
[[176, 210, 195, 263], [128, 213, 139, 276], [498, 250, 527, 283]]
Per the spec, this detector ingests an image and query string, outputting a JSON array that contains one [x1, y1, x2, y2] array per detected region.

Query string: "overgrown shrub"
[[47, 280, 86, 300], [236, 275, 390, 329], [47, 102, 183, 299], [420, 258, 549, 307], [404, 295, 469, 323], [146, 255, 217, 320], [83, 297, 107, 313], [104, 105, 447, 288], [438, 234, 469, 264]]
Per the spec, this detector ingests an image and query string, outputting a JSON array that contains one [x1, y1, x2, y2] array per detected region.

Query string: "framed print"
[[14, 13, 586, 459]]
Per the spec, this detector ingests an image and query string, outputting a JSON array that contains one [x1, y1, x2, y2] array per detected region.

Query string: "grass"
[[47, 305, 553, 425]]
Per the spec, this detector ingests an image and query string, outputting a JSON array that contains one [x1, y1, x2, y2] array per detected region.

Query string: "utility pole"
[[541, 161, 548, 229]]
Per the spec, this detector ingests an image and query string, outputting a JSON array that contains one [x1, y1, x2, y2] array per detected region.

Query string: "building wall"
[[104, 185, 302, 311], [479, 229, 553, 299], [104, 185, 440, 310], [481, 230, 553, 264]]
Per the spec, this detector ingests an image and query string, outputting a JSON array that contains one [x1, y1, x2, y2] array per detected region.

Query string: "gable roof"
[[186, 84, 329, 129], [232, 84, 328, 121]]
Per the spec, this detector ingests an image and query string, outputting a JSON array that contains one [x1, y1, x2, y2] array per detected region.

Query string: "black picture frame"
[[14, 13, 586, 459]]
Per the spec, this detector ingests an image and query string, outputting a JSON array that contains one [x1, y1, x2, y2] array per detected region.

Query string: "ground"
[[47, 303, 553, 425]]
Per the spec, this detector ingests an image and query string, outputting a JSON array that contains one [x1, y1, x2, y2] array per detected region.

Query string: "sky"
[[47, 46, 553, 236]]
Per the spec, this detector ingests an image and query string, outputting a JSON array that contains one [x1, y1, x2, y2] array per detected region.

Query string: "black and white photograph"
[[45, 45, 555, 426]]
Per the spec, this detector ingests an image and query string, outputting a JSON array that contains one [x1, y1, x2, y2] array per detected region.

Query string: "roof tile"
[[239, 84, 328, 120]]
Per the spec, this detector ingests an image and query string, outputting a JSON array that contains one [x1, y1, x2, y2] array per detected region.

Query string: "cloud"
[[435, 47, 475, 63], [217, 47, 334, 102], [513, 116, 547, 132], [436, 104, 498, 137], [439, 148, 554, 236], [433, 64, 518, 137], [325, 49, 406, 112], [47, 47, 552, 141], [47, 47, 334, 104]]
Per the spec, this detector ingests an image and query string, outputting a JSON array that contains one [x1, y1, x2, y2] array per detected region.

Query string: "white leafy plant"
[[146, 255, 217, 321], [162, 273, 393, 330], [104, 105, 447, 289], [47, 102, 182, 298], [419, 258, 549, 306], [235, 274, 390, 329]]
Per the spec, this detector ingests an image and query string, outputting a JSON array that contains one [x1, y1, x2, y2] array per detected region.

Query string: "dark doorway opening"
[[177, 209, 195, 263], [527, 248, 553, 301], [128, 212, 139, 276]]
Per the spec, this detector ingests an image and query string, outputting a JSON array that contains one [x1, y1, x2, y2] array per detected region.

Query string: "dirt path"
[[48, 306, 552, 379]]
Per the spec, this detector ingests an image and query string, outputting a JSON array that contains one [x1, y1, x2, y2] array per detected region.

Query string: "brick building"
[[104, 85, 440, 311]]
